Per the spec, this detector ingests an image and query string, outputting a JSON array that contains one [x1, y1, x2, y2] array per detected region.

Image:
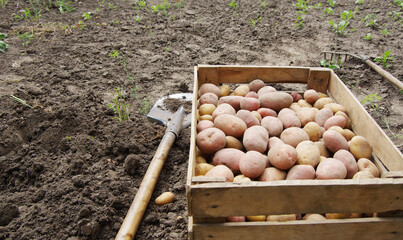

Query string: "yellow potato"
[[303, 121, 322, 142], [246, 215, 266, 221], [343, 129, 356, 141], [251, 111, 262, 122], [303, 214, 326, 221], [225, 136, 244, 150], [220, 84, 231, 97], [296, 140, 321, 167], [233, 84, 250, 96], [199, 115, 213, 121], [266, 214, 296, 222], [199, 104, 216, 116], [298, 99, 313, 108], [318, 92, 328, 98], [313, 97, 334, 109], [335, 111, 352, 129], [350, 136, 372, 159], [324, 103, 346, 114], [325, 213, 348, 219], [233, 174, 252, 182], [155, 192, 175, 205], [195, 163, 214, 176], [196, 156, 207, 164]]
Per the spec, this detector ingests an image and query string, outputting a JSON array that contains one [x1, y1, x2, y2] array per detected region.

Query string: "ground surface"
[[0, 0, 402, 239]]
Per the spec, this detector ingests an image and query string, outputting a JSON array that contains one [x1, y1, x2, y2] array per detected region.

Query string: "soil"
[[0, 0, 402, 239]]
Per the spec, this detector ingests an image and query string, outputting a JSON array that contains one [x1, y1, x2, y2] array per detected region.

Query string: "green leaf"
[[0, 41, 7, 52], [0, 33, 7, 40]]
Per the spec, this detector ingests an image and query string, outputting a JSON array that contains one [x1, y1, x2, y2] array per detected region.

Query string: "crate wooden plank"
[[307, 67, 330, 93], [328, 72, 403, 171], [192, 217, 403, 240], [190, 179, 403, 218]]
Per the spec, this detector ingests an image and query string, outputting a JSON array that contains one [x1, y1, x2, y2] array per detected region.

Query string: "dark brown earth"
[[0, 0, 402, 239]]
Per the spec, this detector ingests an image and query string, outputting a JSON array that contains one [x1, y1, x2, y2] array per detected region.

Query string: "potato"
[[233, 174, 252, 183], [199, 83, 221, 98], [316, 158, 347, 180], [245, 91, 258, 99], [212, 148, 245, 172], [278, 108, 301, 128], [289, 102, 302, 112], [280, 127, 310, 148], [298, 99, 313, 108], [296, 140, 321, 167], [267, 144, 297, 170], [196, 128, 226, 155], [240, 97, 260, 111], [313, 97, 334, 109], [243, 126, 269, 153], [303, 122, 322, 142], [234, 84, 250, 96], [348, 213, 362, 218], [205, 165, 234, 182], [327, 126, 346, 139], [199, 103, 216, 116], [261, 116, 283, 137], [303, 214, 326, 221], [197, 120, 215, 133], [314, 140, 330, 157], [248, 79, 265, 92], [357, 158, 380, 177], [259, 91, 293, 111], [335, 111, 352, 129], [257, 108, 277, 118], [324, 103, 346, 114], [212, 103, 236, 119], [318, 92, 328, 98], [266, 214, 296, 222], [315, 107, 334, 127], [214, 114, 247, 138], [343, 129, 355, 141], [236, 110, 260, 128], [324, 115, 346, 130], [257, 86, 276, 97], [349, 136, 372, 159], [333, 149, 359, 179], [196, 156, 207, 164], [268, 137, 285, 149], [286, 164, 316, 180], [218, 96, 243, 111], [259, 167, 287, 181], [295, 107, 316, 126], [325, 213, 348, 219], [239, 151, 267, 178], [352, 170, 375, 179], [290, 92, 303, 102], [226, 216, 246, 222], [304, 89, 320, 104], [246, 215, 266, 222], [225, 136, 244, 150], [199, 115, 213, 121], [199, 92, 219, 106], [251, 111, 262, 122], [195, 163, 214, 176], [155, 192, 175, 205], [323, 130, 349, 153], [220, 84, 231, 97]]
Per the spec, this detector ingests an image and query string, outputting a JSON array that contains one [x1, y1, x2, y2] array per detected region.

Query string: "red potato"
[[226, 216, 246, 222], [243, 126, 269, 153], [234, 85, 250, 96], [278, 108, 301, 128], [257, 108, 277, 118], [205, 165, 234, 182], [315, 107, 334, 127], [212, 103, 236, 120], [259, 91, 294, 111], [257, 86, 277, 97], [245, 91, 258, 99], [248, 79, 265, 92], [280, 127, 310, 148], [236, 110, 260, 128], [218, 96, 243, 111], [295, 107, 316, 127], [239, 151, 268, 178], [296, 140, 321, 168], [267, 144, 297, 170], [214, 114, 247, 138], [268, 137, 285, 149], [240, 97, 260, 111], [357, 158, 380, 178], [196, 128, 226, 155], [290, 92, 303, 102], [286, 165, 316, 180], [350, 136, 373, 159], [335, 111, 352, 129], [324, 115, 346, 130], [199, 92, 219, 106], [259, 167, 287, 181], [333, 149, 359, 179], [261, 116, 283, 137], [316, 158, 347, 180], [323, 130, 349, 153], [212, 148, 246, 172], [199, 83, 221, 98], [197, 120, 214, 132], [304, 89, 319, 104]]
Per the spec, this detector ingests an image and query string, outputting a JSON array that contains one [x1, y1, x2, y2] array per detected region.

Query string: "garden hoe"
[[115, 93, 192, 240], [322, 51, 403, 90]]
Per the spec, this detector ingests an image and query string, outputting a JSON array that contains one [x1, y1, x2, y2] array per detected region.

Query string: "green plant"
[[261, 1, 268, 8], [324, 7, 334, 15], [294, 0, 310, 10], [18, 32, 35, 47], [374, 50, 393, 69], [0, 0, 8, 8], [328, 8, 358, 35], [381, 28, 390, 36], [362, 14, 377, 27], [364, 33, 373, 40], [393, 0, 403, 10], [109, 50, 119, 58], [56, 0, 76, 13], [136, 14, 141, 22], [228, 0, 239, 10], [139, 99, 151, 115], [327, 0, 336, 8], [250, 16, 262, 28], [0, 33, 7, 52], [82, 12, 92, 20], [10, 95, 35, 108], [108, 3, 118, 10], [151, 0, 171, 15], [355, 0, 364, 4], [295, 11, 305, 29], [174, 0, 184, 9], [136, 0, 147, 8], [361, 93, 382, 109], [320, 59, 340, 70], [389, 11, 402, 22], [108, 88, 130, 122]]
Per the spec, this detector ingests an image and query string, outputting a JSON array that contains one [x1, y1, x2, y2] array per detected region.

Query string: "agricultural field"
[[0, 0, 402, 239]]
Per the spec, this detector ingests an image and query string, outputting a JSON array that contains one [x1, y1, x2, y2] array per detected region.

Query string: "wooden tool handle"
[[115, 131, 176, 240], [365, 59, 403, 90]]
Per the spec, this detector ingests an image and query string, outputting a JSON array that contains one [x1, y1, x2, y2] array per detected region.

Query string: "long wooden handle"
[[115, 131, 176, 240], [365, 59, 403, 90]]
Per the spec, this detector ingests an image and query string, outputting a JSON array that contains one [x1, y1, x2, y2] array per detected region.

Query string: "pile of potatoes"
[[194, 80, 380, 221]]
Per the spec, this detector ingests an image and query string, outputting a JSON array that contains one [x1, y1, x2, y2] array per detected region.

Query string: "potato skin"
[[199, 83, 221, 98], [313, 97, 334, 109], [323, 130, 349, 153], [236, 110, 260, 128], [291, 92, 303, 102], [268, 137, 285, 149], [199, 103, 216, 116], [212, 148, 246, 172], [303, 121, 322, 142], [195, 163, 214, 176], [259, 91, 293, 111], [257, 86, 277, 97], [259, 167, 287, 181], [226, 216, 246, 222], [314, 140, 330, 158], [349, 136, 372, 159], [239, 151, 267, 178], [257, 108, 277, 118], [225, 136, 244, 150], [218, 96, 243, 111], [243, 126, 269, 153], [248, 79, 265, 92], [278, 108, 301, 128], [196, 128, 226, 155], [304, 89, 320, 104], [266, 214, 297, 222], [352, 170, 375, 179], [234, 84, 250, 96], [324, 115, 346, 130], [333, 149, 358, 179], [324, 103, 346, 114], [245, 91, 258, 99], [316, 158, 347, 180], [280, 127, 310, 148], [335, 111, 352, 129], [296, 140, 321, 167], [303, 214, 326, 221], [220, 84, 231, 97], [357, 158, 380, 177], [315, 107, 334, 127], [267, 144, 297, 170], [214, 114, 247, 138], [205, 165, 234, 182], [199, 92, 219, 106], [197, 120, 214, 132], [240, 97, 260, 111], [261, 116, 283, 137], [286, 165, 316, 180], [295, 107, 316, 127], [212, 103, 236, 119]]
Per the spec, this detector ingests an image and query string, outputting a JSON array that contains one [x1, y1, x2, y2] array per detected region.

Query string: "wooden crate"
[[186, 65, 403, 240]]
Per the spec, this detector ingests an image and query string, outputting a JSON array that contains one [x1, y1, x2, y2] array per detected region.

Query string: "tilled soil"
[[0, 0, 402, 239]]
